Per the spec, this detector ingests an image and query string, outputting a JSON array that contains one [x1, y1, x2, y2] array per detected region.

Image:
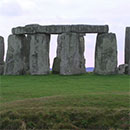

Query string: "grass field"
[[0, 73, 130, 129]]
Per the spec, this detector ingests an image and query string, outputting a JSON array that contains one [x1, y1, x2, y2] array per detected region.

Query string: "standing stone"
[[94, 33, 117, 75], [53, 33, 86, 75], [4, 34, 29, 75], [29, 34, 50, 75], [0, 36, 4, 75], [125, 27, 130, 75]]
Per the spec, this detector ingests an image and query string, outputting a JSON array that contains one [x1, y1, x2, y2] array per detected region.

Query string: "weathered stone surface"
[[4, 35, 29, 75], [94, 33, 117, 75], [0, 36, 4, 75], [29, 34, 50, 75], [52, 57, 61, 74], [117, 64, 128, 74], [53, 33, 86, 75], [0, 36, 4, 64], [12, 24, 109, 35], [0, 64, 4, 74], [125, 27, 130, 75], [125, 27, 130, 64]]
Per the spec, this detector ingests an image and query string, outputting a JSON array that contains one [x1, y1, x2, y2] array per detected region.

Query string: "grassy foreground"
[[0, 73, 130, 129]]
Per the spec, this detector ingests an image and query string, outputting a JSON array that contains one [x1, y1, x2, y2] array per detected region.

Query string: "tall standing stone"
[[0, 36, 4, 75], [53, 33, 86, 75], [4, 34, 29, 75], [125, 27, 130, 75], [94, 33, 117, 75], [29, 34, 50, 75]]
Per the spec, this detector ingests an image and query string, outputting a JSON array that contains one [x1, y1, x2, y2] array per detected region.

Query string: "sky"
[[0, 0, 130, 67]]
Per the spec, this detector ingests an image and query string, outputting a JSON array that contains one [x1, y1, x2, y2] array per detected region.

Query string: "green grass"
[[0, 73, 130, 129]]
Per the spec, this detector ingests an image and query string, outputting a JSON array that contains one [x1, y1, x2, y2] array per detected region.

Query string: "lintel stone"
[[12, 24, 109, 35]]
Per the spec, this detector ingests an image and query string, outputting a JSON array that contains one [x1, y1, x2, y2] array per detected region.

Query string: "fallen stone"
[[12, 24, 109, 35], [54, 33, 86, 75], [4, 35, 29, 75], [29, 34, 50, 75], [0, 36, 4, 75], [125, 27, 130, 74], [128, 60, 130, 75], [94, 33, 117, 75], [52, 57, 61, 74], [117, 64, 128, 74]]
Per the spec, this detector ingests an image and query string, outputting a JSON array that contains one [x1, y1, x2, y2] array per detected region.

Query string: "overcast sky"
[[0, 0, 129, 67]]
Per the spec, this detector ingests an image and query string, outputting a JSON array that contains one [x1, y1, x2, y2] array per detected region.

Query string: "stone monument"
[[3, 24, 120, 75]]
